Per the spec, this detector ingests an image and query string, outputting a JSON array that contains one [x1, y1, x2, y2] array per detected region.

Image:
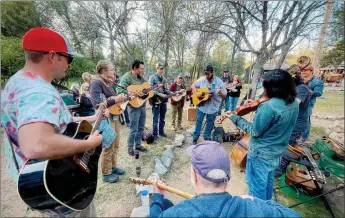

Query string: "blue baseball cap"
[[187, 141, 230, 183]]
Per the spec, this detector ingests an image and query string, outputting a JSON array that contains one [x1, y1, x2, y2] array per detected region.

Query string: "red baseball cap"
[[303, 65, 314, 71], [22, 27, 82, 57]]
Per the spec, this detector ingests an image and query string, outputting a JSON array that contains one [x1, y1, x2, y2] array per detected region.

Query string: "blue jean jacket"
[[230, 98, 299, 160], [308, 76, 324, 115], [150, 192, 301, 217]]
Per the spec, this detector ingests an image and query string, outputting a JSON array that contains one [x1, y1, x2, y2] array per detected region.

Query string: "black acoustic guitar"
[[17, 98, 115, 214]]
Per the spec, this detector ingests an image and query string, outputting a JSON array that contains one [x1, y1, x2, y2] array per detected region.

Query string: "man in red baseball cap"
[[1, 27, 105, 216], [301, 65, 324, 140]]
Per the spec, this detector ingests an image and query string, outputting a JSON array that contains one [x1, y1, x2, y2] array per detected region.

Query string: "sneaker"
[[204, 138, 211, 141], [159, 132, 168, 137], [126, 123, 130, 127], [154, 135, 159, 141], [192, 139, 198, 145], [178, 125, 184, 130], [128, 148, 134, 156], [136, 146, 148, 152], [112, 167, 126, 175], [103, 174, 119, 183]]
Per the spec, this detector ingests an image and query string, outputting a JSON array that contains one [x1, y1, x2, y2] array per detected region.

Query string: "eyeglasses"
[[56, 53, 73, 64], [43, 52, 73, 64]]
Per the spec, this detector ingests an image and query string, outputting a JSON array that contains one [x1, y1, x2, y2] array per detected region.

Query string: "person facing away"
[[149, 141, 301, 218], [228, 74, 243, 111], [275, 66, 312, 177], [149, 62, 174, 141], [117, 59, 149, 156], [89, 60, 127, 183], [169, 74, 187, 131], [191, 65, 227, 144], [301, 65, 324, 141], [218, 69, 232, 114], [0, 27, 108, 217], [227, 69, 299, 200]]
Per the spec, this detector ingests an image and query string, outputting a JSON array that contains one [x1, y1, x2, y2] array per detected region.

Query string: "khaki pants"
[[100, 119, 120, 175], [172, 103, 183, 127]]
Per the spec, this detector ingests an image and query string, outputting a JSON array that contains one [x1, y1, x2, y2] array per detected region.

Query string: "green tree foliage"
[[231, 53, 246, 79], [57, 58, 96, 85], [1, 36, 25, 80], [321, 4, 344, 68], [212, 40, 232, 65], [1, 2, 41, 37]]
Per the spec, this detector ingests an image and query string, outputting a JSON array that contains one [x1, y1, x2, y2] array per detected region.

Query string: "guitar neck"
[[302, 146, 325, 183]]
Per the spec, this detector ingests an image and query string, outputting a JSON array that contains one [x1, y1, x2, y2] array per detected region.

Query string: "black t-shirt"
[[294, 84, 311, 132]]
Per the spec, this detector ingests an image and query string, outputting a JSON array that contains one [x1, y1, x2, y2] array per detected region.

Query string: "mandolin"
[[17, 98, 116, 213], [285, 165, 319, 196]]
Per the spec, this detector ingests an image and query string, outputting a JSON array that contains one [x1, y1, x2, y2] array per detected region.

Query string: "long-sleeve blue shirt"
[[230, 98, 299, 162], [150, 192, 301, 217], [308, 76, 324, 114]]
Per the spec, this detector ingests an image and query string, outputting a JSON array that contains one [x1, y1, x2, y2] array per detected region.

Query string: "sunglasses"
[[43, 52, 73, 64], [57, 53, 73, 64]]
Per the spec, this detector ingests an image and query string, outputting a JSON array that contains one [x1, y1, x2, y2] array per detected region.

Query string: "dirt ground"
[[1, 87, 344, 217]]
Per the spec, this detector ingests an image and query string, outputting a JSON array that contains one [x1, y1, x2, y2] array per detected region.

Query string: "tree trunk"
[[313, 0, 332, 74], [249, 53, 269, 99], [164, 37, 170, 76]]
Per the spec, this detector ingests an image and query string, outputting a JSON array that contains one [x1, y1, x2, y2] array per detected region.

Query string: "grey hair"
[[193, 166, 228, 188]]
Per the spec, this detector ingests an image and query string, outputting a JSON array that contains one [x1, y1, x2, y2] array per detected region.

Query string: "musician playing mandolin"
[[0, 27, 109, 217], [150, 141, 301, 217], [191, 65, 227, 144], [89, 60, 128, 183], [169, 74, 187, 131], [117, 60, 149, 156], [149, 62, 174, 140], [227, 69, 299, 200]]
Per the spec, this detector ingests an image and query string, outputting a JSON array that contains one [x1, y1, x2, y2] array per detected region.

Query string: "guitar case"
[[231, 134, 250, 168]]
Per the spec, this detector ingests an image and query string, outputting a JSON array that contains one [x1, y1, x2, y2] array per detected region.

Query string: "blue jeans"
[[245, 153, 278, 200], [193, 108, 217, 140], [229, 96, 239, 111], [218, 96, 230, 113], [149, 194, 174, 217], [302, 116, 311, 140], [289, 130, 304, 146], [152, 103, 167, 136], [124, 107, 130, 124], [127, 105, 146, 148]]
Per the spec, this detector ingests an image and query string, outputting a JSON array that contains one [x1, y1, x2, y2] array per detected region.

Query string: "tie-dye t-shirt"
[[1, 71, 73, 180]]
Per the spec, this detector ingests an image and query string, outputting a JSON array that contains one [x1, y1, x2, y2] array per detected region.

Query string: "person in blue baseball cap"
[[150, 141, 301, 217]]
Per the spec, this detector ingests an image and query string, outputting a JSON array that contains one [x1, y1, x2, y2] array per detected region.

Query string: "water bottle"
[[140, 190, 149, 206]]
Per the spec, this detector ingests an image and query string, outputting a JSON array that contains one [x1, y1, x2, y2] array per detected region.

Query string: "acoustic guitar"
[[17, 98, 115, 213], [108, 94, 134, 115], [192, 88, 219, 106], [127, 82, 163, 108], [153, 89, 187, 104]]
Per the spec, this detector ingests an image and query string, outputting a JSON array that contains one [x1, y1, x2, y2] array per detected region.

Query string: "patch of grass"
[[311, 126, 326, 136], [313, 90, 344, 117]]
